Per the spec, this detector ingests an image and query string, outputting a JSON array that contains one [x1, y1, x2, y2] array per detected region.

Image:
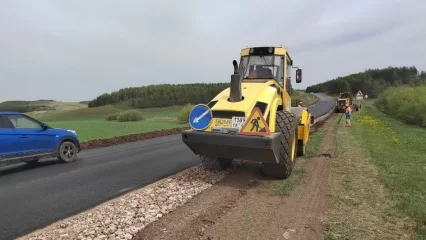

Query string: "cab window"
[[239, 55, 285, 86]]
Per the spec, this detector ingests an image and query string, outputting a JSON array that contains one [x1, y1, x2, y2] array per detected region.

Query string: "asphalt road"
[[0, 135, 200, 240], [308, 93, 336, 118], [0, 93, 335, 240]]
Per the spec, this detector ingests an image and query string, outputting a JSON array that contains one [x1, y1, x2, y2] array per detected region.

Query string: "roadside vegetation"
[[291, 90, 319, 107], [375, 85, 426, 127], [178, 103, 194, 123], [325, 102, 425, 239], [306, 66, 426, 99]]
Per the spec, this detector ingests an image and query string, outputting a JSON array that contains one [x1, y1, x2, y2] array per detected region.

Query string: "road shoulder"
[[134, 113, 338, 240], [323, 112, 414, 239]]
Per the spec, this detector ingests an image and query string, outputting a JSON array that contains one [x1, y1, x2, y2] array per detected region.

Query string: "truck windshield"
[[239, 55, 283, 81]]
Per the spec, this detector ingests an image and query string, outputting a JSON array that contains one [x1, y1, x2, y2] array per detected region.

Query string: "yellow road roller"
[[182, 46, 313, 179]]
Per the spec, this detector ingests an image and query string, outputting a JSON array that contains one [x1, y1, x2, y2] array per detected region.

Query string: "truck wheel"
[[200, 156, 233, 170], [57, 140, 78, 163], [261, 111, 298, 179]]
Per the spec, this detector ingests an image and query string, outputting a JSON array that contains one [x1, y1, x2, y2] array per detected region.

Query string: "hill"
[[0, 100, 87, 117], [306, 66, 426, 98]]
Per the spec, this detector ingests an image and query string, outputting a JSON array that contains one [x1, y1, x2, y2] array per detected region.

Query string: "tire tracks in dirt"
[[133, 115, 339, 240]]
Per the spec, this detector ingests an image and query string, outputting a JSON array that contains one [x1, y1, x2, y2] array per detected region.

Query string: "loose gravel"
[[18, 163, 242, 240]]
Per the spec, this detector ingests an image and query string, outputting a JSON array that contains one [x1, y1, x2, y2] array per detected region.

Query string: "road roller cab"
[[181, 46, 313, 179]]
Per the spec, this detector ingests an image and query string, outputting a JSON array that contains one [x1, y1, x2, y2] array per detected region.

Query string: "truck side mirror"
[[296, 69, 302, 83]]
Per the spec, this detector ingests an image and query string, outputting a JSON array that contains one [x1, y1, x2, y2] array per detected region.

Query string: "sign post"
[[356, 90, 363, 115]]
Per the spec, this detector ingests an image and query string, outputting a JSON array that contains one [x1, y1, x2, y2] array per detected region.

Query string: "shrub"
[[117, 110, 144, 122], [375, 85, 426, 127], [105, 113, 120, 121], [179, 104, 194, 123]]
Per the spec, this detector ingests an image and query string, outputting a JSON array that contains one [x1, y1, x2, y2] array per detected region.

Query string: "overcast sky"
[[1, 0, 425, 102]]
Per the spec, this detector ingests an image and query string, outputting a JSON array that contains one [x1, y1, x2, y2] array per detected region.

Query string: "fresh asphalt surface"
[[0, 93, 335, 240], [308, 93, 335, 118]]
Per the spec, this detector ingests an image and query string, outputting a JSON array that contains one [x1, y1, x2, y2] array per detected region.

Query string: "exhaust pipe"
[[229, 60, 242, 102]]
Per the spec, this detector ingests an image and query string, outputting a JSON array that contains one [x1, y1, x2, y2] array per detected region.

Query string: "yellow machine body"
[[181, 46, 313, 179]]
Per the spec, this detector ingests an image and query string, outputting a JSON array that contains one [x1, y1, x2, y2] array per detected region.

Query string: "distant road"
[[0, 94, 336, 240], [308, 93, 335, 118]]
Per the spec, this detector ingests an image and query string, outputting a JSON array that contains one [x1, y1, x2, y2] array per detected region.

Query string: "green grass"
[[324, 107, 416, 240], [257, 168, 306, 196], [36, 105, 186, 142], [292, 90, 320, 106], [305, 131, 326, 157], [272, 169, 306, 196], [351, 102, 426, 239]]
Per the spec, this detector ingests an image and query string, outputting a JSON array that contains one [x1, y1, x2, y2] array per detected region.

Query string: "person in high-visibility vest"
[[345, 104, 352, 127]]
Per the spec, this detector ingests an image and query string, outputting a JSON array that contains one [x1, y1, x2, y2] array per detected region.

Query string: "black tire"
[[200, 155, 233, 170], [261, 111, 298, 179], [57, 140, 78, 163]]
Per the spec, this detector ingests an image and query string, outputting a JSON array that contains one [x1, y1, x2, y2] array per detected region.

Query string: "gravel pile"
[[20, 163, 241, 240]]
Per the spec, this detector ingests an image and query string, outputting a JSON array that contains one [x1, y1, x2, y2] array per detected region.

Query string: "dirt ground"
[[133, 116, 338, 240]]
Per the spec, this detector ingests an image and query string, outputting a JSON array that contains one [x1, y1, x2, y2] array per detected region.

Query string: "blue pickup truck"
[[0, 112, 81, 167]]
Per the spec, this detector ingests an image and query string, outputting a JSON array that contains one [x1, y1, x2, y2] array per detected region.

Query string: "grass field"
[[35, 105, 186, 142], [4, 91, 318, 143], [292, 90, 320, 106], [354, 102, 426, 238], [325, 101, 426, 239]]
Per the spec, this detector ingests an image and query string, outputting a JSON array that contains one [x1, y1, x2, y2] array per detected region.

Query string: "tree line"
[[306, 66, 426, 98], [88, 83, 231, 108], [88, 83, 296, 108]]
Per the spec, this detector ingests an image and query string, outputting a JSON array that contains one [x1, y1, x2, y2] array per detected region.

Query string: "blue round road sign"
[[188, 104, 213, 130]]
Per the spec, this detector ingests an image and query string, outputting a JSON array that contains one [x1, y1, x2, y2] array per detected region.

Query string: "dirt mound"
[[80, 127, 189, 150]]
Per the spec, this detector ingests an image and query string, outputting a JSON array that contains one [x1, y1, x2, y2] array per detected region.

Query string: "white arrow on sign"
[[193, 110, 209, 123]]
